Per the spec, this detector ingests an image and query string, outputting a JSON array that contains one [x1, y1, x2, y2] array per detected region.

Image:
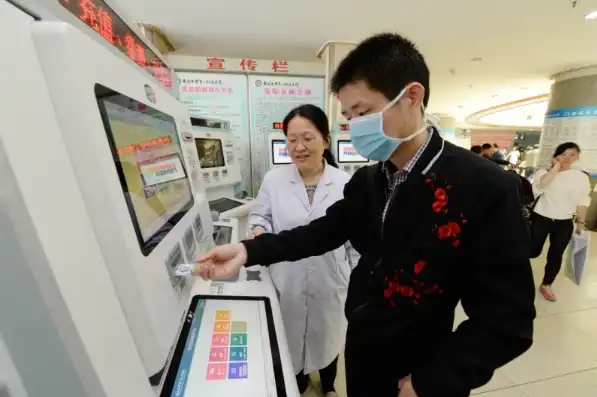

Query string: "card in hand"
[[174, 263, 195, 276]]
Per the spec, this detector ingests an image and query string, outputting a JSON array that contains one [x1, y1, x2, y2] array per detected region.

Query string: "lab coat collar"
[[289, 161, 335, 186], [289, 161, 334, 212]]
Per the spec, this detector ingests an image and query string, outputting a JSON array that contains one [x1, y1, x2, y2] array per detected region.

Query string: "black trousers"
[[296, 355, 339, 394], [530, 213, 574, 285]]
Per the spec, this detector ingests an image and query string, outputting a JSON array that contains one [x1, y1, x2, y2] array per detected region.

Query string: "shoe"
[[540, 285, 557, 302]]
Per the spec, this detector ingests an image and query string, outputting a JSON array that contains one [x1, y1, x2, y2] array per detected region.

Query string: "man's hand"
[[398, 376, 418, 397], [192, 243, 248, 280], [576, 221, 586, 235], [247, 226, 266, 239]]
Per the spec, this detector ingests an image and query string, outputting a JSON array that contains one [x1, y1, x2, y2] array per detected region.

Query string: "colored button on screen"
[[230, 333, 247, 346], [228, 362, 248, 379], [230, 321, 247, 332], [229, 346, 247, 361]]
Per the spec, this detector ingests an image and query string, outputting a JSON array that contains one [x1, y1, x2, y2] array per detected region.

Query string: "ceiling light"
[[471, 57, 483, 62], [585, 11, 597, 19]]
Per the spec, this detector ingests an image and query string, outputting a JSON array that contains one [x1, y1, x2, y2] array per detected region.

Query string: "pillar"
[[317, 42, 356, 127], [540, 66, 597, 230]]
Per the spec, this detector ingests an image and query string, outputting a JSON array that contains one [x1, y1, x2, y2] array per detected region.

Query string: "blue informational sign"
[[540, 106, 597, 173]]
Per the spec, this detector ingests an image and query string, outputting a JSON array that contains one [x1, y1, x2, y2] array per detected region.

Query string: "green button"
[[230, 333, 247, 346]]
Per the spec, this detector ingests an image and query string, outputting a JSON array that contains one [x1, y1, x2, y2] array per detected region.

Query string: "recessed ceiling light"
[[471, 57, 483, 62], [492, 94, 499, 98], [585, 10, 597, 19]]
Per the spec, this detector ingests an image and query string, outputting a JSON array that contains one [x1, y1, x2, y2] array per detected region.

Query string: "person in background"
[[247, 104, 358, 397], [481, 143, 494, 158], [507, 146, 521, 166], [492, 142, 506, 161], [470, 145, 482, 155], [194, 33, 535, 397], [530, 142, 591, 301]]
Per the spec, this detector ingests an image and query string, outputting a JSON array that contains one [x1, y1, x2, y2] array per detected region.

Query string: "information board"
[[178, 72, 251, 195], [248, 75, 325, 194], [539, 106, 597, 173], [161, 296, 286, 397]]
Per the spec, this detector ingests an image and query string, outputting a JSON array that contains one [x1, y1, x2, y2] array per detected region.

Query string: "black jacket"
[[243, 130, 535, 396]]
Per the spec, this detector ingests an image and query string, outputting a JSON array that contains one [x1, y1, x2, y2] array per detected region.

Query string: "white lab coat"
[[248, 163, 359, 374]]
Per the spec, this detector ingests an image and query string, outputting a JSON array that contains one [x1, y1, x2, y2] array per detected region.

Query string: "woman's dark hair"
[[282, 104, 338, 168], [553, 142, 580, 158]]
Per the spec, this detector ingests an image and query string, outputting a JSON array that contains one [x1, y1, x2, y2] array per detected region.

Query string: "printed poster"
[[248, 75, 325, 194], [539, 106, 597, 173], [177, 72, 251, 195]]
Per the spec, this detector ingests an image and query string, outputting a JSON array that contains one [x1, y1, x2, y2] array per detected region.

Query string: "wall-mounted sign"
[[59, 0, 172, 89], [248, 75, 325, 193]]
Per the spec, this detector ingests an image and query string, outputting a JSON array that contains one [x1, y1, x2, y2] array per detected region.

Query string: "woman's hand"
[[192, 243, 248, 280], [551, 157, 561, 170], [247, 226, 266, 239], [576, 221, 586, 235]]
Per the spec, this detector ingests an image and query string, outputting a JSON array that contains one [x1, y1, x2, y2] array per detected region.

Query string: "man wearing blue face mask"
[[194, 33, 535, 397]]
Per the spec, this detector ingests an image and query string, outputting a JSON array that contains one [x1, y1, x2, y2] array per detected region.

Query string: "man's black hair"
[[481, 143, 493, 150], [553, 141, 580, 157], [330, 33, 430, 107], [470, 145, 482, 154]]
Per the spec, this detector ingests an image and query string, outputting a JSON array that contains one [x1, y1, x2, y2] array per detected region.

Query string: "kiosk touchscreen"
[[332, 124, 374, 175], [192, 118, 253, 235], [268, 133, 292, 169], [19, 20, 216, 382], [160, 296, 287, 397]]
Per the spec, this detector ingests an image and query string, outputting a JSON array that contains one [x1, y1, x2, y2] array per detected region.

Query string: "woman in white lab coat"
[[248, 105, 358, 397]]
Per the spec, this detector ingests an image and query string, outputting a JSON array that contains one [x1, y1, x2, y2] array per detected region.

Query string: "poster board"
[[539, 106, 597, 173], [248, 75, 325, 194], [177, 72, 251, 195]]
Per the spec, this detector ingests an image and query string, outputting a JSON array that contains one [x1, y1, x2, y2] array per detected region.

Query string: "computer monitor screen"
[[337, 140, 369, 163], [96, 84, 194, 256], [160, 296, 287, 397], [271, 139, 292, 165], [196, 138, 225, 169]]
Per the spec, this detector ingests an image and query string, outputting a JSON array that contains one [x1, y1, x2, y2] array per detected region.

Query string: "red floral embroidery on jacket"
[[382, 175, 466, 307]]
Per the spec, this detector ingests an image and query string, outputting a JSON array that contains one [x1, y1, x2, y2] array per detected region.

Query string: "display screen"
[[196, 138, 226, 169], [337, 140, 369, 163], [59, 0, 172, 89], [213, 225, 233, 246], [95, 84, 194, 256], [160, 296, 287, 397], [271, 140, 292, 165]]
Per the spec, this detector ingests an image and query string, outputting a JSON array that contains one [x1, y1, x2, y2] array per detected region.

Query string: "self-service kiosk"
[[1, 2, 296, 396], [191, 117, 253, 238], [268, 133, 292, 169], [332, 123, 374, 174]]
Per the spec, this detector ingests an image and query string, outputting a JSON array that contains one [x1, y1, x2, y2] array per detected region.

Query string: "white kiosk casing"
[[28, 21, 215, 380], [191, 118, 253, 237], [332, 123, 374, 175], [0, 2, 153, 396]]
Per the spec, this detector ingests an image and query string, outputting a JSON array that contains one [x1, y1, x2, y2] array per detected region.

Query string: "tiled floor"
[[303, 232, 597, 396]]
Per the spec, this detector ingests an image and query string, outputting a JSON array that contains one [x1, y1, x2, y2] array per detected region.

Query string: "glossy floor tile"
[[304, 232, 597, 396]]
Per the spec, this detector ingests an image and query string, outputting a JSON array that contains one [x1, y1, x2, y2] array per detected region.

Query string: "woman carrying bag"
[[530, 142, 591, 301]]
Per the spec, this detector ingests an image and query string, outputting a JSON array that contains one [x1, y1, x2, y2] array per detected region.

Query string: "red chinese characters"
[[240, 59, 257, 72], [79, 0, 99, 31], [207, 57, 225, 70], [97, 7, 114, 43], [272, 60, 289, 73]]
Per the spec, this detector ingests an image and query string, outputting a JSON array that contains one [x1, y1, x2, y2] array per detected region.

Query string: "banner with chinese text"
[[177, 72, 251, 195], [248, 75, 325, 194]]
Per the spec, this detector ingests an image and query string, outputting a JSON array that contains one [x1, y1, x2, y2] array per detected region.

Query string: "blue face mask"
[[348, 86, 428, 161]]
